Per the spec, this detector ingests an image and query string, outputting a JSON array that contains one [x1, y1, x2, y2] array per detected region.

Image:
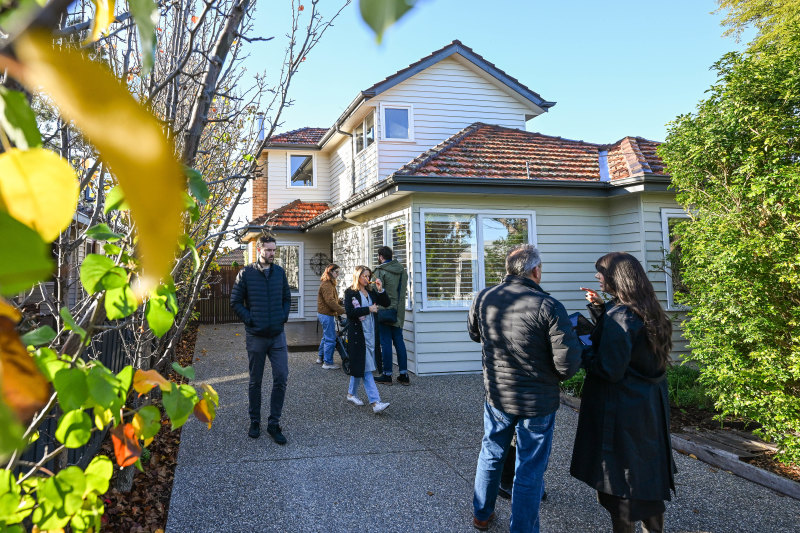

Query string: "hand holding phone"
[[579, 287, 603, 306]]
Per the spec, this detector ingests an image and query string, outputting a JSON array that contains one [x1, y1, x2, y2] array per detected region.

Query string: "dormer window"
[[381, 103, 414, 141], [354, 112, 375, 154], [288, 154, 316, 187]]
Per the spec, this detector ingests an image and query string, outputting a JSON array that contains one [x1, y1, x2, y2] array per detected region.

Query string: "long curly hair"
[[320, 263, 340, 283], [595, 252, 673, 369]]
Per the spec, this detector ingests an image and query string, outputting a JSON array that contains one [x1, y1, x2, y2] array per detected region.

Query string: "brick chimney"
[[251, 153, 268, 220]]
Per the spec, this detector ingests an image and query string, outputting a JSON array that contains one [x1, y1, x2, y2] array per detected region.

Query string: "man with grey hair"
[[468, 244, 582, 532]]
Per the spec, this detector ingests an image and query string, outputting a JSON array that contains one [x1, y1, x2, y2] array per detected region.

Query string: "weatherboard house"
[[241, 40, 687, 375]]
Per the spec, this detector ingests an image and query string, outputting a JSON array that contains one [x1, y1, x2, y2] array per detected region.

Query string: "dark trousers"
[[246, 332, 289, 427]]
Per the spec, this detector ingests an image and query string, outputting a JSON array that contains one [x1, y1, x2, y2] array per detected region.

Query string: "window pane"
[[369, 225, 384, 268], [354, 123, 364, 153], [384, 108, 409, 139], [275, 245, 300, 291], [386, 216, 406, 267], [424, 214, 477, 305], [290, 155, 313, 186], [667, 217, 688, 298], [365, 113, 375, 148], [483, 217, 529, 287]]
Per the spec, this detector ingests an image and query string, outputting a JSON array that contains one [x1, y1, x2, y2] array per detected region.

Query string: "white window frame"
[[660, 208, 690, 311], [275, 241, 304, 319], [353, 111, 376, 155], [419, 208, 537, 311], [286, 152, 317, 188], [380, 102, 415, 142], [364, 210, 412, 310]]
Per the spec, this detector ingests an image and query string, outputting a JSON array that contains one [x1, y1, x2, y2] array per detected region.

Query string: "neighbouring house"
[[241, 40, 688, 375]]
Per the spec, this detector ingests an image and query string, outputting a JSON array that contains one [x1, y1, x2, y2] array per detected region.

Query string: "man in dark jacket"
[[230, 236, 292, 444], [468, 244, 582, 532], [373, 246, 410, 385]]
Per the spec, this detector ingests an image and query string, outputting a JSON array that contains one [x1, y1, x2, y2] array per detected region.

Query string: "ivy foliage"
[[658, 30, 800, 463]]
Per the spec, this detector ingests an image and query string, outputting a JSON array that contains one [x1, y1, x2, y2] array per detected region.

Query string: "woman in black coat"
[[343, 265, 391, 414], [571, 252, 676, 533]]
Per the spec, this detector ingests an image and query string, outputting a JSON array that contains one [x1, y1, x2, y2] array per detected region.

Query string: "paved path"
[[166, 324, 800, 532]]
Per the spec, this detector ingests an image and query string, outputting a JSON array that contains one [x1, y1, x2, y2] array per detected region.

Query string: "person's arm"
[[373, 287, 390, 308], [322, 283, 345, 314], [230, 269, 251, 325], [582, 308, 633, 383], [468, 292, 481, 343], [282, 270, 291, 323], [547, 301, 583, 380]]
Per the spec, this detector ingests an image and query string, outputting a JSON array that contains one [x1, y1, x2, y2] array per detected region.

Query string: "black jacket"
[[468, 275, 582, 418], [343, 287, 390, 378], [570, 301, 676, 501], [230, 262, 291, 338]]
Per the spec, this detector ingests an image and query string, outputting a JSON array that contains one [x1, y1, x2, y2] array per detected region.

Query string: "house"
[[241, 40, 688, 375]]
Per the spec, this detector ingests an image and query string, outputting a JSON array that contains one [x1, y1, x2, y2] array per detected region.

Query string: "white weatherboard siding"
[[371, 57, 534, 183], [326, 136, 351, 205], [264, 150, 331, 212], [354, 141, 379, 193]]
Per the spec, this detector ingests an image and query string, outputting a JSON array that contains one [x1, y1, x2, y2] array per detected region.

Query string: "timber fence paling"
[[197, 265, 241, 324]]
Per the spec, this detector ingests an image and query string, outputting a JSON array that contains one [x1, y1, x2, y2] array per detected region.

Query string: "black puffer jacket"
[[230, 262, 291, 338], [468, 275, 583, 418]]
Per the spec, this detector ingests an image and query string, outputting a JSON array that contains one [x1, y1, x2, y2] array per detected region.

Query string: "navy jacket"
[[468, 275, 583, 418], [230, 262, 291, 338]]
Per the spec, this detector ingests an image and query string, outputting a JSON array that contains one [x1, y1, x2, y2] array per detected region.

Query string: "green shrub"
[[560, 369, 586, 397], [667, 365, 715, 410]]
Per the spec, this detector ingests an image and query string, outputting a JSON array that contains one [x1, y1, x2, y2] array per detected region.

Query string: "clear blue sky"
[[245, 0, 748, 145]]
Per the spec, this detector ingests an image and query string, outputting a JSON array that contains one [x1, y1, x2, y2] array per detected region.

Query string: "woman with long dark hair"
[[317, 264, 345, 368], [571, 252, 676, 533], [343, 266, 390, 414]]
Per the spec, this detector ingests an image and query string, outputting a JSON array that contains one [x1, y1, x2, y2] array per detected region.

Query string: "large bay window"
[[422, 210, 536, 308], [274, 242, 303, 318]]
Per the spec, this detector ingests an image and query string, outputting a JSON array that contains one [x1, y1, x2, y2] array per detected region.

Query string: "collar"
[[502, 274, 547, 294]]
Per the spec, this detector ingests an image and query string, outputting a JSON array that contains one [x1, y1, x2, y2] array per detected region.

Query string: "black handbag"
[[376, 276, 402, 325]]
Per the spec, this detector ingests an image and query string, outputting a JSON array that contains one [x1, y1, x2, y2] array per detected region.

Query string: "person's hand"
[[580, 287, 603, 306], [374, 278, 383, 292], [369, 304, 378, 313]]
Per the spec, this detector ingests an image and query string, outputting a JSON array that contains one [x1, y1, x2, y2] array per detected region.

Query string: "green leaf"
[[59, 307, 87, 340], [84, 455, 113, 496], [32, 347, 69, 382], [103, 242, 122, 255], [0, 87, 42, 149], [179, 235, 201, 273], [171, 362, 195, 381], [20, 325, 56, 347], [53, 368, 89, 412], [104, 284, 138, 320], [183, 191, 200, 223], [86, 365, 119, 408], [133, 405, 161, 440], [0, 211, 53, 296], [85, 223, 123, 242], [359, 0, 415, 43], [117, 365, 134, 393], [185, 167, 210, 205], [79, 254, 115, 293], [103, 185, 128, 213], [162, 383, 197, 429], [129, 0, 159, 76], [0, 401, 24, 464], [146, 282, 178, 337], [55, 410, 92, 448]]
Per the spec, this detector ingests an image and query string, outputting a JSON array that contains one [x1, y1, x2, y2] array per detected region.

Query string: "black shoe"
[[266, 424, 287, 445], [375, 374, 392, 385], [541, 490, 548, 502], [498, 484, 512, 500], [397, 373, 410, 386], [248, 421, 260, 439]]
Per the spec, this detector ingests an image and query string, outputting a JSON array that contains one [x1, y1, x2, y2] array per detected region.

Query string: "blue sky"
[[246, 0, 750, 145]]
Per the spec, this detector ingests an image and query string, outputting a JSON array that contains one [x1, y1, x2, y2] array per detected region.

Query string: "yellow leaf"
[[0, 317, 51, 424], [14, 31, 184, 293], [83, 0, 117, 45], [0, 148, 79, 242], [132, 368, 170, 395], [0, 298, 21, 323]]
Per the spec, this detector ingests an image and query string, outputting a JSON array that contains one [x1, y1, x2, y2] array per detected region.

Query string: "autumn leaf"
[[0, 316, 50, 424], [192, 398, 214, 429], [0, 298, 21, 323], [83, 0, 117, 45], [0, 148, 79, 242], [111, 423, 141, 467], [14, 31, 185, 295], [132, 369, 170, 395]]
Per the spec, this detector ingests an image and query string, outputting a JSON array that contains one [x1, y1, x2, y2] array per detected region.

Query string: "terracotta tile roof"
[[267, 127, 328, 145], [252, 199, 331, 228], [215, 249, 246, 266], [395, 123, 666, 181]]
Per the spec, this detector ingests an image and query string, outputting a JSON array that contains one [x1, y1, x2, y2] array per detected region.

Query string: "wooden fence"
[[196, 266, 241, 324]]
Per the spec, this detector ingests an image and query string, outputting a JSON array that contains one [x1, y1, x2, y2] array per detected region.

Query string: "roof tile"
[[252, 199, 331, 228], [267, 127, 328, 145]]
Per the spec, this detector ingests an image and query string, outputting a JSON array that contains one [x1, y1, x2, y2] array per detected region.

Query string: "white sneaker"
[[347, 394, 364, 406], [315, 357, 323, 364], [372, 401, 390, 414], [322, 363, 340, 370]]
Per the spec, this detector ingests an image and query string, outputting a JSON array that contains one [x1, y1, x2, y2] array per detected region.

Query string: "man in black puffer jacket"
[[231, 236, 291, 444], [468, 244, 582, 532]]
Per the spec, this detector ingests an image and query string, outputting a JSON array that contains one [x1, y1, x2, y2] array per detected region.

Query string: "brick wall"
[[251, 153, 268, 220]]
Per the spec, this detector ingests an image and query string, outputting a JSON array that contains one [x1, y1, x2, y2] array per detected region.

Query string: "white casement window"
[[380, 103, 414, 141], [287, 153, 316, 188], [354, 112, 375, 154], [661, 208, 690, 310], [366, 213, 411, 309], [274, 242, 304, 318], [421, 210, 536, 309]]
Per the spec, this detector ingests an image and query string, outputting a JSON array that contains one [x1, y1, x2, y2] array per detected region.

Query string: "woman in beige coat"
[[317, 264, 345, 369]]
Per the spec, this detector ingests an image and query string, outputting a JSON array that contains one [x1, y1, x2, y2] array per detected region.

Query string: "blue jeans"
[[348, 373, 380, 404], [378, 322, 407, 375], [245, 332, 289, 427], [317, 313, 336, 364], [473, 402, 555, 533]]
